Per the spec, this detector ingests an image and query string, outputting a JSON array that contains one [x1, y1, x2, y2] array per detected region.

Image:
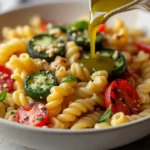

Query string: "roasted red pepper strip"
[[104, 79, 140, 115]]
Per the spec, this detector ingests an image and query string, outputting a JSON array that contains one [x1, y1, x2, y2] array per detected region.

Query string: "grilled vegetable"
[[28, 34, 65, 62], [104, 79, 140, 115], [68, 20, 103, 50], [24, 70, 57, 100], [99, 49, 127, 80]]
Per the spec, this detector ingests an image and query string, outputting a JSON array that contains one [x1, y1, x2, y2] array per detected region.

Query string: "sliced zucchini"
[[47, 24, 67, 33], [24, 70, 57, 100], [98, 49, 127, 80], [28, 34, 65, 62], [79, 49, 126, 80], [67, 20, 103, 50]]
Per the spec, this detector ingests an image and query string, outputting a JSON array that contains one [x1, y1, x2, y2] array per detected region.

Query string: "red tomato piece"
[[40, 21, 49, 31], [13, 103, 49, 127], [136, 41, 150, 54], [0, 65, 14, 92], [98, 24, 106, 33], [104, 79, 140, 115]]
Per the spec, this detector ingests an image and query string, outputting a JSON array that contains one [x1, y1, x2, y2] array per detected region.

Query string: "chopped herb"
[[11, 111, 15, 115], [37, 116, 44, 121], [0, 90, 7, 102], [62, 76, 77, 83], [98, 105, 112, 123], [24, 117, 29, 121]]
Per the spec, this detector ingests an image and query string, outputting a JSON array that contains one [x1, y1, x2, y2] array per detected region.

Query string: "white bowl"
[[0, 2, 150, 150]]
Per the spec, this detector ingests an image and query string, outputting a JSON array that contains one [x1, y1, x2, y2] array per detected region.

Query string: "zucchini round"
[[99, 49, 127, 80], [28, 34, 65, 62], [24, 70, 57, 100], [68, 21, 103, 50]]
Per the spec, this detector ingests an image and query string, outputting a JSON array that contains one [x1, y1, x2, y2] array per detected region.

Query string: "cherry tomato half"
[[136, 41, 150, 54], [97, 24, 106, 33], [13, 103, 49, 127], [40, 21, 49, 31], [0, 65, 14, 92], [104, 79, 140, 115]]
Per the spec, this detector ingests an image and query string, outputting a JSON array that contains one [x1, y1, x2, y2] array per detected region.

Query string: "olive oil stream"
[[80, 0, 135, 73]]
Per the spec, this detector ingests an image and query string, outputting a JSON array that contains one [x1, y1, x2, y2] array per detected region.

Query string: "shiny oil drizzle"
[[80, 0, 135, 73]]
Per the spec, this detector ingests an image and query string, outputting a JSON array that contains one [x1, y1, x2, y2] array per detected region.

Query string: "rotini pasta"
[[46, 81, 77, 116], [2, 25, 35, 40], [70, 62, 91, 81], [56, 94, 103, 125], [65, 41, 81, 63], [75, 70, 108, 98], [71, 111, 102, 130]]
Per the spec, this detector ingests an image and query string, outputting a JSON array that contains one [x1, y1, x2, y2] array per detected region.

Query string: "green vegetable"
[[0, 90, 7, 102], [68, 21, 103, 50], [28, 34, 65, 62], [47, 24, 67, 33], [99, 105, 112, 123], [62, 76, 77, 83], [68, 20, 88, 31], [99, 49, 127, 80], [24, 70, 57, 100]]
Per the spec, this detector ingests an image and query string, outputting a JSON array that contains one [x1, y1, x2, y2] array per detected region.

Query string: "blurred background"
[[0, 0, 87, 13]]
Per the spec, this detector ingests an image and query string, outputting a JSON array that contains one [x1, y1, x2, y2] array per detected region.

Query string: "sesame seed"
[[112, 51, 119, 60]]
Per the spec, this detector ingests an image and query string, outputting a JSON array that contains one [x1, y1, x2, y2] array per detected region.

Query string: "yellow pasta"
[[94, 122, 111, 129], [0, 103, 6, 118], [56, 94, 103, 125], [75, 70, 108, 98], [4, 110, 16, 121], [110, 112, 129, 126], [0, 39, 27, 65], [12, 90, 34, 107], [2, 25, 35, 40], [71, 111, 102, 130], [46, 81, 76, 116], [65, 41, 81, 63], [70, 62, 91, 82]]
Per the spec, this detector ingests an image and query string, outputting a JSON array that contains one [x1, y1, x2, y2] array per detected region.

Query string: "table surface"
[[1, 134, 150, 150]]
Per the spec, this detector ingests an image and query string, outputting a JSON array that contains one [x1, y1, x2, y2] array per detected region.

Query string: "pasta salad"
[[0, 16, 150, 130]]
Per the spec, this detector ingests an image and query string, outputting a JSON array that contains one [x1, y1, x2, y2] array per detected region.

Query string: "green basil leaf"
[[0, 90, 7, 102], [62, 76, 77, 83], [98, 105, 112, 123]]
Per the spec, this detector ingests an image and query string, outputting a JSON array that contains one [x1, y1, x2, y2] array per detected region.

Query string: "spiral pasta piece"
[[6, 53, 44, 78], [110, 112, 129, 126], [94, 122, 111, 129], [12, 90, 34, 107], [71, 111, 102, 130], [46, 82, 76, 116], [55, 66, 68, 84], [11, 73, 24, 90], [70, 62, 90, 82], [124, 109, 150, 122], [75, 70, 108, 98], [65, 41, 80, 63], [0, 103, 6, 118], [141, 60, 150, 80], [3, 93, 15, 107], [4, 110, 16, 121], [0, 39, 27, 65], [2, 25, 35, 40], [57, 94, 103, 125]]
